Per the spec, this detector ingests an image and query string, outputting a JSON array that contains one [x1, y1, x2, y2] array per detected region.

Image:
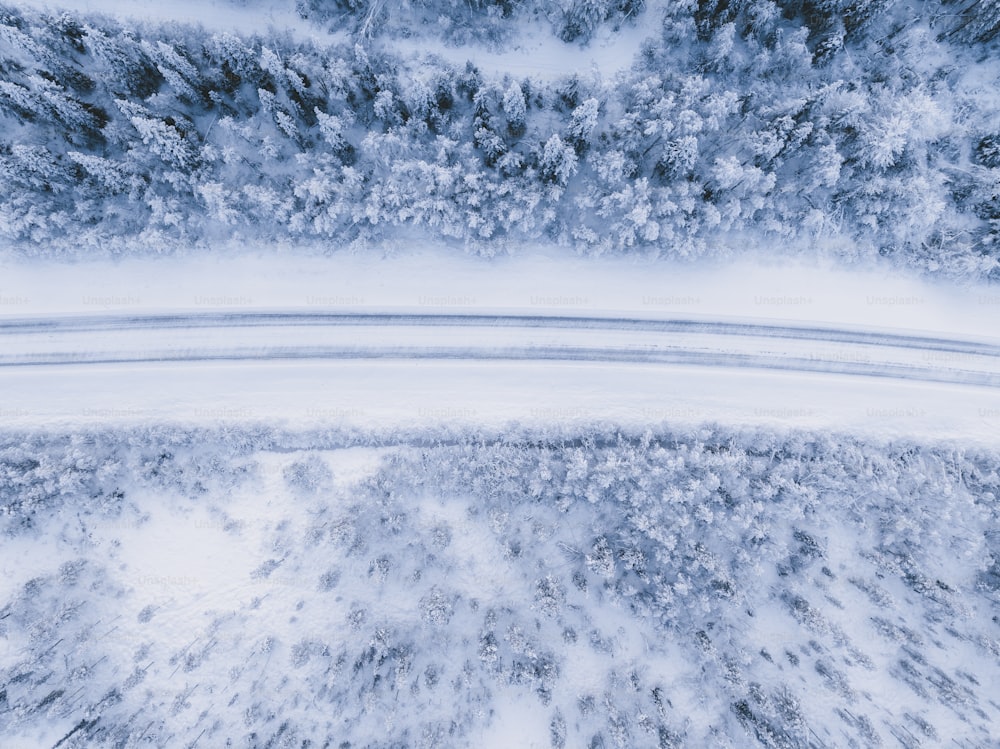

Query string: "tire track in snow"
[[0, 312, 996, 355], [0, 313, 999, 389]]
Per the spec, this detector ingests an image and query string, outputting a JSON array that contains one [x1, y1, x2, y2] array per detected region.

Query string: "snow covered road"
[[2, 309, 1000, 444], [1, 311, 999, 389], [2, 252, 1000, 440]]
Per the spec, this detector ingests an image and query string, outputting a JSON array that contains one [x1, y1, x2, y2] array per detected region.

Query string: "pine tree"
[[539, 134, 577, 186], [954, 0, 1000, 43], [567, 98, 599, 154], [116, 100, 198, 170], [502, 81, 526, 138]]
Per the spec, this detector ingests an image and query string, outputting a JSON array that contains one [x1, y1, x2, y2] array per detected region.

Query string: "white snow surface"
[[12, 0, 344, 42], [383, 10, 656, 79], [0, 1, 997, 747], [11, 0, 653, 79], [4, 429, 999, 747], [1, 249, 999, 443]]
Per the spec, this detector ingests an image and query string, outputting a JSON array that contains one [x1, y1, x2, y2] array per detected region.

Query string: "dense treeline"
[[1, 425, 999, 745], [1, 2, 999, 275]]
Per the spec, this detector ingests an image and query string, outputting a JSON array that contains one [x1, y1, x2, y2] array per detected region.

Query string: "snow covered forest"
[[2, 425, 1000, 747], [1, 0, 1000, 276], [4, 0, 1000, 747]]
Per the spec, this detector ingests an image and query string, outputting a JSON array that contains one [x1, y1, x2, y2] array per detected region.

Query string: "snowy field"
[[3, 0, 1000, 747]]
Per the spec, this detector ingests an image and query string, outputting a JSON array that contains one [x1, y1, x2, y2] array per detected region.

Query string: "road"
[[1, 312, 999, 388]]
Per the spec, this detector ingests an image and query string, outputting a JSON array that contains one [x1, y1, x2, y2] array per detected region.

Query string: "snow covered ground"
[[12, 0, 345, 43], [382, 10, 656, 79], [2, 251, 999, 444], [3, 249, 993, 335], [12, 0, 652, 79], [3, 0, 1000, 746], [3, 427, 1000, 747]]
